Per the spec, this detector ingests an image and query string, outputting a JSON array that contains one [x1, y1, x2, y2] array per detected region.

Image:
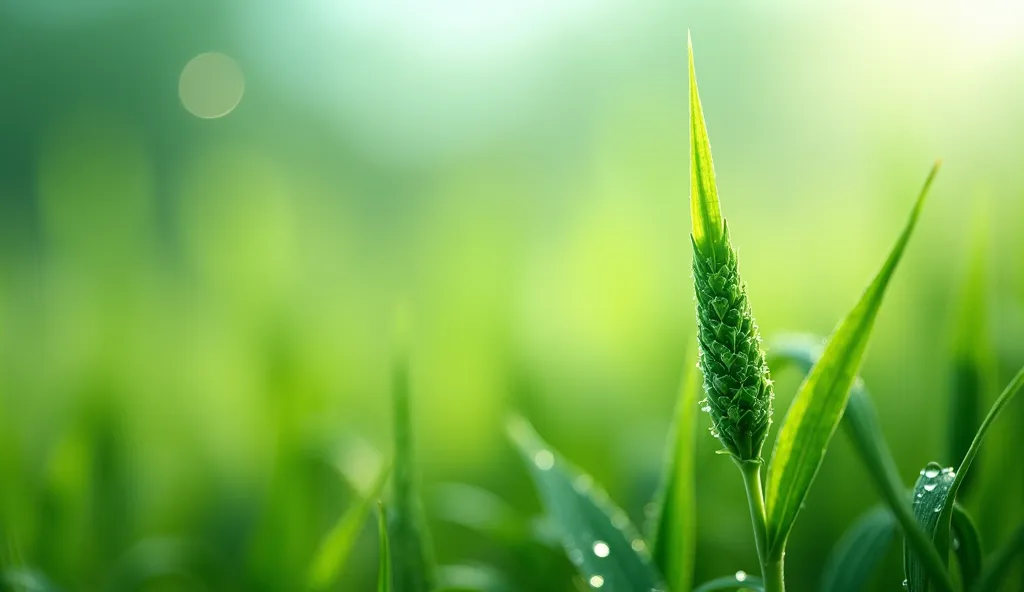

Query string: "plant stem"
[[736, 459, 784, 592]]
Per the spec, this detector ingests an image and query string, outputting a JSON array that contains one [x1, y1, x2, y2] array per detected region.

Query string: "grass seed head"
[[692, 224, 774, 461]]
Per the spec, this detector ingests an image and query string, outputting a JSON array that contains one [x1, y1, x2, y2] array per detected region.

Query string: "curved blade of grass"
[[307, 463, 392, 591], [905, 463, 957, 592], [687, 32, 724, 253], [972, 524, 1024, 592], [648, 347, 700, 592], [378, 502, 392, 592], [693, 574, 764, 592], [507, 416, 667, 592], [769, 337, 954, 592], [932, 365, 1024, 576], [950, 503, 983, 591], [389, 354, 437, 592], [765, 162, 940, 558], [820, 506, 895, 592]]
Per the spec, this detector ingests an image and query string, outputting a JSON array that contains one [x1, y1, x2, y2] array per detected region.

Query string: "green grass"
[[4, 28, 1024, 592]]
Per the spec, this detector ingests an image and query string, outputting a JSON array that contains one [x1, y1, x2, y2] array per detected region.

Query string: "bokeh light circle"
[[178, 52, 245, 119]]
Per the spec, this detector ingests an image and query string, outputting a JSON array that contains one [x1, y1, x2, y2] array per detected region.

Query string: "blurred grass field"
[[1, 1, 1024, 590]]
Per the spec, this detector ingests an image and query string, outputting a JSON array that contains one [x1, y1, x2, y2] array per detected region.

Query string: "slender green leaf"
[[648, 348, 700, 592], [693, 573, 764, 592], [687, 32, 724, 254], [507, 416, 667, 592], [769, 337, 955, 592], [933, 366, 1024, 575], [389, 355, 437, 592], [765, 163, 940, 558], [972, 524, 1024, 592], [378, 502, 392, 592], [820, 506, 895, 592], [950, 503, 983, 591], [905, 463, 957, 592], [307, 463, 392, 591]]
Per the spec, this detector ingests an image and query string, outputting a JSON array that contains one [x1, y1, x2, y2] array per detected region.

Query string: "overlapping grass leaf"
[[820, 506, 895, 592], [378, 502, 392, 592], [307, 464, 392, 591], [764, 163, 940, 558], [973, 525, 1024, 592], [389, 355, 437, 592], [648, 348, 700, 592], [930, 365, 1024, 580], [769, 337, 954, 592], [950, 503, 982, 591], [507, 416, 667, 592]]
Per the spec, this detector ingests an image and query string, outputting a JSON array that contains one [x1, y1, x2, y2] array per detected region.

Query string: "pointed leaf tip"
[[765, 165, 940, 558], [688, 37, 724, 255]]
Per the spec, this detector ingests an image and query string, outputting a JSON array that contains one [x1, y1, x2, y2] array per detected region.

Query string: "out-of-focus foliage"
[[2, 1, 1024, 590]]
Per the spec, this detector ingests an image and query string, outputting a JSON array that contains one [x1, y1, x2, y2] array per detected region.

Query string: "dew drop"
[[593, 541, 610, 558], [631, 539, 647, 553], [923, 483, 938, 492], [735, 570, 748, 582], [534, 450, 555, 471], [574, 474, 594, 493], [933, 507, 941, 513], [923, 464, 941, 479], [589, 575, 605, 588]]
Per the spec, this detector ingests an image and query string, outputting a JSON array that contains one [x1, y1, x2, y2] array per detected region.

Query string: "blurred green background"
[[2, 1, 1024, 590]]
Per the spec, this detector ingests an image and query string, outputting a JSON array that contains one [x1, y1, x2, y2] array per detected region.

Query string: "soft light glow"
[[179, 52, 245, 119]]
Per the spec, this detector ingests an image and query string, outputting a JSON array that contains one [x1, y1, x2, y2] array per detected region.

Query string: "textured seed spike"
[[689, 38, 774, 462]]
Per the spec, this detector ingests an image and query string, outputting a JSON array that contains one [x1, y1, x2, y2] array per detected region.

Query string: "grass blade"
[[389, 355, 437, 592], [769, 337, 954, 592], [507, 416, 667, 592], [307, 463, 392, 591], [972, 524, 1024, 592], [950, 503, 983, 591], [693, 573, 764, 592], [905, 463, 957, 592], [820, 506, 895, 592], [932, 365, 1024, 575], [687, 31, 724, 253], [765, 163, 940, 558], [648, 348, 700, 592], [378, 502, 392, 592]]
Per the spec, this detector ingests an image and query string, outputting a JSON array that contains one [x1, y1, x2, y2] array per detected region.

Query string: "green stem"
[[736, 459, 785, 592]]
